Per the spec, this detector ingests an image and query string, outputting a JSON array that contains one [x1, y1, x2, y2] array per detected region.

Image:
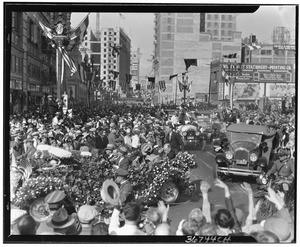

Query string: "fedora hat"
[[46, 207, 75, 229], [141, 143, 153, 156], [77, 205, 98, 224], [100, 180, 120, 206]]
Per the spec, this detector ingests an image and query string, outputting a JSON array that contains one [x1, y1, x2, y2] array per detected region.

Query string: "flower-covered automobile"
[[178, 124, 206, 150], [213, 123, 277, 181]]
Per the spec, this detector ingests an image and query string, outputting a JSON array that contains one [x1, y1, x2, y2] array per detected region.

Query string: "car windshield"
[[228, 132, 261, 144]]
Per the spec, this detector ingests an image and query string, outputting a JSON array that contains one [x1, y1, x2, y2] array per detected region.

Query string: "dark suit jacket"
[[165, 131, 185, 152], [119, 180, 134, 204], [94, 135, 108, 150]]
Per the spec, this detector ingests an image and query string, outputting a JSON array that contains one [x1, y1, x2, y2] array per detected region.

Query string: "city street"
[[168, 146, 253, 234]]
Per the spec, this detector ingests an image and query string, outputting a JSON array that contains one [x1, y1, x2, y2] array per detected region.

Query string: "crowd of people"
[[9, 99, 295, 242]]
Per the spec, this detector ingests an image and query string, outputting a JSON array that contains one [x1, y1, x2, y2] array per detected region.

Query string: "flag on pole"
[[187, 81, 193, 92], [169, 74, 178, 80], [184, 59, 198, 71], [223, 53, 237, 58], [178, 80, 184, 92], [58, 47, 77, 76], [36, 20, 54, 40], [70, 13, 90, 44]]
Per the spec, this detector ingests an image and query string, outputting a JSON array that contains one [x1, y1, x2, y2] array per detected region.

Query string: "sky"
[[71, 5, 296, 76]]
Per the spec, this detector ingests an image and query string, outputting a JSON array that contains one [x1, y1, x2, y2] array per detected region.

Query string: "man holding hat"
[[115, 168, 134, 205]]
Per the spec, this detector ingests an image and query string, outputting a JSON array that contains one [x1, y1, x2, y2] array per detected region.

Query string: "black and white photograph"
[[3, 1, 297, 244]]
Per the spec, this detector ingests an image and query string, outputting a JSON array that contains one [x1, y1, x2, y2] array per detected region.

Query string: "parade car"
[[213, 123, 277, 181], [193, 111, 214, 142], [178, 124, 206, 150]]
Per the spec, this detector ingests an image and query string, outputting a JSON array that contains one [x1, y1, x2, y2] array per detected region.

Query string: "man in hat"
[[123, 128, 132, 150], [115, 168, 134, 205], [165, 124, 185, 154], [266, 148, 294, 183], [46, 207, 82, 235], [77, 204, 99, 235], [113, 146, 130, 170], [160, 143, 176, 160], [108, 127, 118, 149], [94, 128, 109, 154], [16, 138, 36, 161]]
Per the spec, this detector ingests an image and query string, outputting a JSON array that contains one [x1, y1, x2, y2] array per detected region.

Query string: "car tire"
[[160, 181, 179, 203]]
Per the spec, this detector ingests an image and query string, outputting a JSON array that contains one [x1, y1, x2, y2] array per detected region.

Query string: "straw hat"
[[77, 205, 98, 224], [141, 143, 153, 156], [100, 180, 120, 206]]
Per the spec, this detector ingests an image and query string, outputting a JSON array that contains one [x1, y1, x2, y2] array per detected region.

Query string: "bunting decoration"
[[69, 13, 90, 44], [147, 77, 155, 89], [110, 44, 122, 56], [109, 80, 116, 91], [184, 59, 198, 71], [223, 53, 237, 58], [159, 80, 166, 92], [109, 70, 119, 80], [36, 20, 54, 40]]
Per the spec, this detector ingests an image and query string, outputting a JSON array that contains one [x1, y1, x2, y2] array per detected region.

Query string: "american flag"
[[58, 47, 77, 76]]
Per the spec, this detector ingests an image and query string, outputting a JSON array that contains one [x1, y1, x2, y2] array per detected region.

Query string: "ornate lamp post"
[[49, 12, 72, 102], [225, 61, 241, 109]]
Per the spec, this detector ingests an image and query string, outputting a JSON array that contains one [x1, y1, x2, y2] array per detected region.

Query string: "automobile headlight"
[[182, 132, 187, 136], [196, 132, 200, 136], [250, 153, 258, 162], [225, 151, 233, 160]]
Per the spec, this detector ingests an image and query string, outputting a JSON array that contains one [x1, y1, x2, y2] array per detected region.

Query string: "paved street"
[[167, 146, 256, 234]]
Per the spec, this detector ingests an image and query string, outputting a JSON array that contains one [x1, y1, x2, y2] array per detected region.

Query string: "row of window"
[[27, 63, 41, 80], [11, 55, 23, 75], [207, 29, 232, 36], [207, 22, 233, 28], [207, 14, 233, 20]]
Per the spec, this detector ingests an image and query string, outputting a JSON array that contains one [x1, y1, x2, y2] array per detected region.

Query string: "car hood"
[[230, 141, 258, 151]]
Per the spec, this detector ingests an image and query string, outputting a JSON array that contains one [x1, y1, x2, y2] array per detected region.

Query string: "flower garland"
[[128, 151, 196, 205]]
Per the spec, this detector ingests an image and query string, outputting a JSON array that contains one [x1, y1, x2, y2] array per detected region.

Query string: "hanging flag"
[[221, 66, 230, 86], [169, 74, 178, 80], [178, 80, 184, 92], [187, 81, 193, 92], [70, 13, 90, 44], [242, 43, 261, 51], [36, 20, 54, 40], [58, 47, 77, 75], [223, 53, 237, 58], [159, 80, 166, 92], [184, 59, 198, 71]]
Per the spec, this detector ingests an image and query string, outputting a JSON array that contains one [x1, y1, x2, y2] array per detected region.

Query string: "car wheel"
[[160, 181, 179, 203]]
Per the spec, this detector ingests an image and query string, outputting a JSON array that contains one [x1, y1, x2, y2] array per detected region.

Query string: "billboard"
[[228, 63, 294, 83], [233, 83, 260, 99], [267, 83, 295, 98]]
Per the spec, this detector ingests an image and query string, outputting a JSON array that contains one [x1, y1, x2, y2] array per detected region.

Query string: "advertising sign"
[[233, 64, 294, 83], [233, 83, 260, 99], [268, 83, 295, 98]]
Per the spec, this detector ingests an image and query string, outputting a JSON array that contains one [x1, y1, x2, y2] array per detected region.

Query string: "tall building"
[[83, 26, 131, 97], [10, 12, 57, 113], [153, 13, 241, 105], [130, 48, 141, 93]]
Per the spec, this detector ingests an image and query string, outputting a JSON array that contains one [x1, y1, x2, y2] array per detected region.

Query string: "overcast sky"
[[71, 5, 296, 76]]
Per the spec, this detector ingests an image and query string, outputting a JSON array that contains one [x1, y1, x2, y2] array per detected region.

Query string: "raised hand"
[[240, 182, 253, 195], [214, 178, 228, 190], [200, 181, 211, 193]]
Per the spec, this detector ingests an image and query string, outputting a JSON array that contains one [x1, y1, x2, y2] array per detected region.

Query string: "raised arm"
[[200, 181, 211, 223]]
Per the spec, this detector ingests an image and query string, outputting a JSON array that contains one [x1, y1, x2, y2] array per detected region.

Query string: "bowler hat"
[[100, 180, 120, 206], [46, 207, 75, 229]]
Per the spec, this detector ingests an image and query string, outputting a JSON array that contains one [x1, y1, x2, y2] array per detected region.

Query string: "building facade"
[[153, 13, 242, 105], [83, 26, 131, 99], [10, 12, 57, 113]]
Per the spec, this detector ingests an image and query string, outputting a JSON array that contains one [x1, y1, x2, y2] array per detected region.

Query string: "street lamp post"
[[226, 61, 240, 109], [182, 74, 189, 105]]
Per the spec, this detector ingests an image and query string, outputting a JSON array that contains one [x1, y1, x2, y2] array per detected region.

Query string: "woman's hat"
[[44, 190, 66, 204], [105, 144, 114, 151], [46, 207, 75, 229], [77, 205, 98, 224], [100, 180, 120, 206], [141, 143, 153, 156], [29, 198, 51, 222]]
